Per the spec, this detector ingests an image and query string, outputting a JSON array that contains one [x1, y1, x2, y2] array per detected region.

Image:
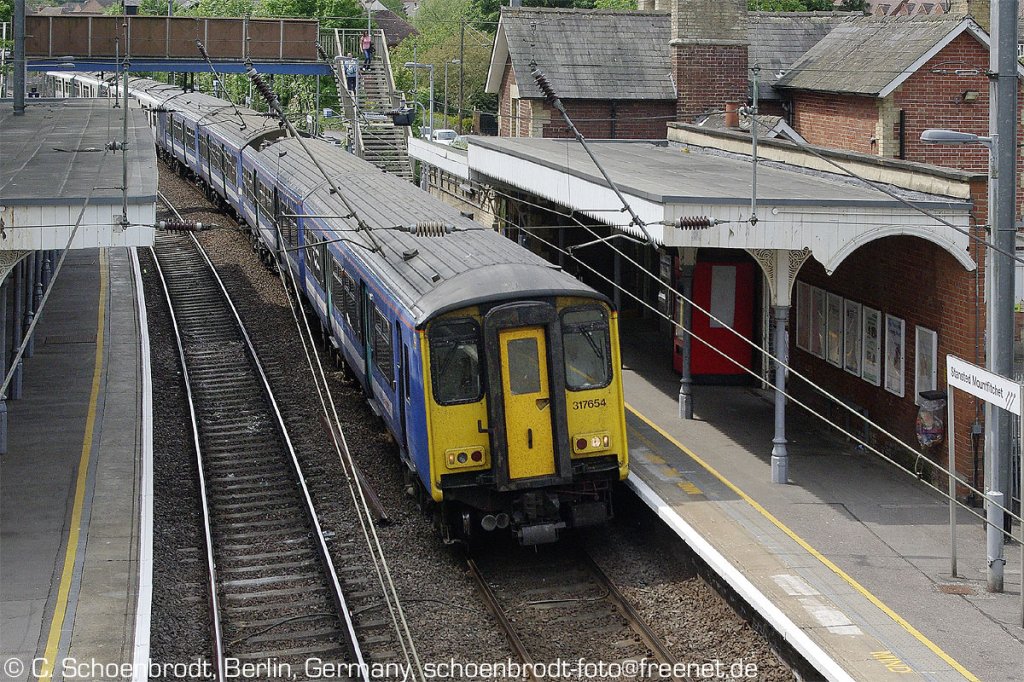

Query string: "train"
[[49, 71, 629, 545]]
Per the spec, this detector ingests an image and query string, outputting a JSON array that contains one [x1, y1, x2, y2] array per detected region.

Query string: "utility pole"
[[984, 0, 1017, 594], [458, 19, 465, 134], [13, 0, 25, 114]]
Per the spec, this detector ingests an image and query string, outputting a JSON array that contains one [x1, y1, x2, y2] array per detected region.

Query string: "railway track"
[[468, 546, 682, 682], [152, 194, 370, 681]]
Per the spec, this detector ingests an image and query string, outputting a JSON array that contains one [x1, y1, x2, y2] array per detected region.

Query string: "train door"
[[360, 283, 372, 389], [498, 327, 555, 479], [396, 326, 409, 453]]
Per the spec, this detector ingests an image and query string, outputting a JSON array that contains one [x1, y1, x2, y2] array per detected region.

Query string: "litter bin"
[[916, 389, 947, 448], [388, 108, 414, 126]]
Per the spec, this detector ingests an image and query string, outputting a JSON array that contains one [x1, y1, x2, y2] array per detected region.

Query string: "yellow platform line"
[[626, 403, 979, 682], [37, 249, 107, 682]]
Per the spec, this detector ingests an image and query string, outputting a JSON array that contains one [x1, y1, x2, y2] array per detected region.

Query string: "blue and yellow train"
[[52, 72, 629, 545]]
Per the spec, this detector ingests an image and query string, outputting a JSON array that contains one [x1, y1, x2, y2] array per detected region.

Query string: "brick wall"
[[791, 92, 880, 155], [498, 57, 515, 137], [537, 99, 676, 139], [896, 32, 993, 173], [791, 178, 988, 492], [674, 43, 747, 121]]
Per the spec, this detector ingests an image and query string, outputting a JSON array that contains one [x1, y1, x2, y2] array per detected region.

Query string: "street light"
[[404, 61, 434, 140], [921, 125, 1010, 594], [444, 58, 461, 123], [920, 128, 993, 147]]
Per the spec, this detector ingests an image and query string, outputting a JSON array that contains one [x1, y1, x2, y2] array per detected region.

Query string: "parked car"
[[432, 129, 458, 145]]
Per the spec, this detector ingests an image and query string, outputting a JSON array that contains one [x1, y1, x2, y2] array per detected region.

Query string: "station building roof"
[[0, 99, 155, 251], [411, 135, 976, 275]]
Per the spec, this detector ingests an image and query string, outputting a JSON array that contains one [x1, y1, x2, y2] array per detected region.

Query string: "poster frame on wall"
[[884, 314, 906, 397], [915, 326, 938, 404], [861, 306, 882, 386], [826, 292, 843, 367]]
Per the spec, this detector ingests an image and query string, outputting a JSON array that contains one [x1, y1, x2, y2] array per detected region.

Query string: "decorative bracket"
[[0, 251, 30, 286], [749, 247, 811, 307]]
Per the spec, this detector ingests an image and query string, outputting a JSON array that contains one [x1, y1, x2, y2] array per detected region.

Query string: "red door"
[[674, 262, 755, 376]]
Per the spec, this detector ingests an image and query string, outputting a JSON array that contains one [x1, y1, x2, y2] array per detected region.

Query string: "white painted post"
[[948, 392, 957, 577]]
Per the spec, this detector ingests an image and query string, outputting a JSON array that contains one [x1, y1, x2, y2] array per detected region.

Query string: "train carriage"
[[260, 138, 628, 544]]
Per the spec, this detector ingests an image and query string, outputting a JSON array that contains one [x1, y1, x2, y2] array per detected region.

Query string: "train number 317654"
[[572, 398, 607, 410]]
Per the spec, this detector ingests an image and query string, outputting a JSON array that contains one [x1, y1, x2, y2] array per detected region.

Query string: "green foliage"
[[593, 0, 634, 8], [391, 0, 496, 129], [0, 0, 11, 24], [468, 0, 598, 29], [747, 0, 832, 10]]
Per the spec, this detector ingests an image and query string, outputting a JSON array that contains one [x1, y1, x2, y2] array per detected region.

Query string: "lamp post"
[[923, 124, 1014, 595], [444, 58, 460, 124], [404, 61, 434, 139]]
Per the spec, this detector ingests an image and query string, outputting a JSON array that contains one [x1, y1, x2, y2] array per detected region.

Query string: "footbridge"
[[25, 15, 330, 74]]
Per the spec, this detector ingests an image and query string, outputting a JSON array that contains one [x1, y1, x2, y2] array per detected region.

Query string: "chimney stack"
[[724, 102, 740, 128], [947, 0, 990, 32], [671, 0, 748, 121]]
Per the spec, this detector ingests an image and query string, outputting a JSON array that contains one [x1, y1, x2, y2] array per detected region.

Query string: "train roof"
[[130, 78, 283, 148], [258, 137, 605, 326]]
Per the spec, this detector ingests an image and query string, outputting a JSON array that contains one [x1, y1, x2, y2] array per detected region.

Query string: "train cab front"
[[429, 297, 628, 545]]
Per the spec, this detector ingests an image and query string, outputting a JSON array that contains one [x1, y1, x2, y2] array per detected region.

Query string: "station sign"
[[946, 355, 1022, 415]]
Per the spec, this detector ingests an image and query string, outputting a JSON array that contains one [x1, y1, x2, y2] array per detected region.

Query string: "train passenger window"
[[561, 307, 611, 391], [305, 241, 323, 284], [225, 151, 237, 185], [331, 258, 344, 309], [185, 127, 195, 150], [429, 319, 482, 405], [200, 135, 209, 164], [341, 270, 363, 343], [281, 216, 296, 246], [257, 181, 275, 220], [243, 170, 254, 204], [372, 307, 394, 384]]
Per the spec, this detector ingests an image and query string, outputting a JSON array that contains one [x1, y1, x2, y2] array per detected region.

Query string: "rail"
[[153, 191, 368, 680], [465, 548, 682, 682]]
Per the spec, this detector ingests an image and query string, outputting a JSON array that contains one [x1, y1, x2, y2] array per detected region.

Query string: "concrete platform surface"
[[621, 323, 1024, 681], [0, 248, 147, 681]]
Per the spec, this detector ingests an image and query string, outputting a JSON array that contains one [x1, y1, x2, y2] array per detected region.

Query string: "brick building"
[[484, 8, 677, 139]]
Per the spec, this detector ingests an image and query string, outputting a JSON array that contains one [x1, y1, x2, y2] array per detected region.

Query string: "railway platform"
[[620, 325, 1023, 681], [0, 247, 151, 681]]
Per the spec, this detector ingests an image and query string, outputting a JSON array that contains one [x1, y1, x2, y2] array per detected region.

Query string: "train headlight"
[[572, 431, 611, 455]]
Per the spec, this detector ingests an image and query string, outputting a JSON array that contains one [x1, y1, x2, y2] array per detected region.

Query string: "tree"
[[468, 0, 598, 30], [747, 0, 833, 10]]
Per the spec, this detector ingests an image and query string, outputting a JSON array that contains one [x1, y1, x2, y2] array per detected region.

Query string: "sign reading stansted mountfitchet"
[[946, 355, 1022, 416]]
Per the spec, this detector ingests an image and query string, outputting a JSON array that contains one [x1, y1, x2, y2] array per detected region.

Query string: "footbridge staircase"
[[328, 29, 412, 181]]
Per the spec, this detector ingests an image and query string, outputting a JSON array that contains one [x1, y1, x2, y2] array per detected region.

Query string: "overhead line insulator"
[[158, 219, 205, 233]]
